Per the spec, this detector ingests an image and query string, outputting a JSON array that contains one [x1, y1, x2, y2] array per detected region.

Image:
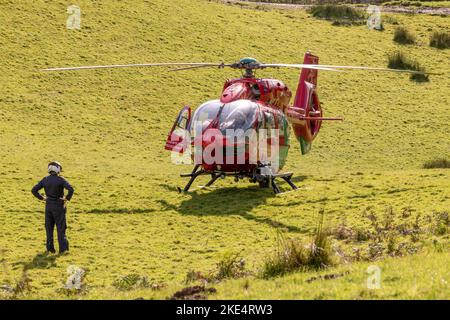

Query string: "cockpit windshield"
[[189, 100, 221, 137], [218, 100, 259, 133], [190, 99, 260, 138]]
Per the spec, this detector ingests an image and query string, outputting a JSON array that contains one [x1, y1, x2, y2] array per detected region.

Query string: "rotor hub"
[[233, 57, 262, 78]]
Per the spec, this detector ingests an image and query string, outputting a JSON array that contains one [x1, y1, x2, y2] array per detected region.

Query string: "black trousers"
[[45, 203, 69, 253]]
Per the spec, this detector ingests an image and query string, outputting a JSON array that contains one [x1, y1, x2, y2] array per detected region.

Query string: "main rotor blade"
[[41, 62, 221, 72], [262, 63, 438, 75], [261, 64, 342, 72], [42, 61, 441, 75], [169, 64, 232, 72], [316, 64, 442, 75]]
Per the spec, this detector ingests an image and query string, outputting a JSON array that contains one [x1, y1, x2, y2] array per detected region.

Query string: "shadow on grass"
[[85, 208, 156, 214], [82, 176, 309, 233], [270, 196, 336, 207], [290, 175, 308, 184], [158, 185, 307, 233], [13, 252, 57, 271]]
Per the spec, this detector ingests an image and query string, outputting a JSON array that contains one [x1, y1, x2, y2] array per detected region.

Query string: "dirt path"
[[222, 0, 450, 16]]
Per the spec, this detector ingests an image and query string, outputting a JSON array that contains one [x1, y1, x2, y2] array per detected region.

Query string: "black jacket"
[[32, 174, 74, 203]]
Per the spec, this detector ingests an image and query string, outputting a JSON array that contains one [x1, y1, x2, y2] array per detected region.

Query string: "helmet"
[[48, 161, 62, 174]]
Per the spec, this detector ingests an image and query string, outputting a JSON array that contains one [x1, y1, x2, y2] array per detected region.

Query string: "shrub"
[[430, 31, 450, 49], [333, 223, 354, 240], [308, 215, 334, 269], [0, 270, 32, 299], [387, 51, 429, 82], [112, 274, 151, 291], [308, 5, 366, 25], [185, 253, 248, 283], [423, 158, 450, 169], [261, 235, 309, 278], [385, 1, 423, 7], [393, 26, 416, 44], [430, 212, 449, 236], [185, 270, 210, 284], [215, 252, 247, 280], [261, 212, 333, 278]]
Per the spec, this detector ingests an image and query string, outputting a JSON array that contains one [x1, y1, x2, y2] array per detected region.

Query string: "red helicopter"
[[43, 52, 429, 193]]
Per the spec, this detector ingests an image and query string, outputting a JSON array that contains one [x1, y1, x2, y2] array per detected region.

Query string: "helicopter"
[[43, 52, 432, 194]]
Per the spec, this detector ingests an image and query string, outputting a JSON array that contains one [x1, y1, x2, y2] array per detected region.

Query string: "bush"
[[430, 31, 450, 49], [423, 158, 450, 169], [261, 213, 333, 278], [215, 252, 247, 280], [261, 235, 308, 278], [393, 26, 416, 44], [387, 51, 429, 82], [308, 5, 366, 25], [430, 212, 449, 236], [185, 253, 248, 283], [384, 1, 423, 7], [112, 274, 151, 291], [308, 215, 334, 268]]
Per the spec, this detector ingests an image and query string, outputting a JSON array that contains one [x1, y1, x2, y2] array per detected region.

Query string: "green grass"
[[210, 248, 450, 299], [423, 1, 450, 8], [0, 0, 449, 299]]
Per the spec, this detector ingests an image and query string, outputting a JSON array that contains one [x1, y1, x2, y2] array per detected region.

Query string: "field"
[[0, 0, 449, 299]]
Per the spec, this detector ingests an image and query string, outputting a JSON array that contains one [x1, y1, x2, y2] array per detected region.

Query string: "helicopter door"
[[165, 105, 191, 153]]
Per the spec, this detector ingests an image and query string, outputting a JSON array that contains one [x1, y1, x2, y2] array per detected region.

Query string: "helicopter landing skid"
[[254, 172, 298, 194], [177, 166, 298, 194]]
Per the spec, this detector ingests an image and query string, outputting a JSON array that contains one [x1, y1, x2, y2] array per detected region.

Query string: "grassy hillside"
[[0, 0, 448, 299]]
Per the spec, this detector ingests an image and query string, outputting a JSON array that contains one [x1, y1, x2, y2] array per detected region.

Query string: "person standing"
[[31, 161, 74, 254]]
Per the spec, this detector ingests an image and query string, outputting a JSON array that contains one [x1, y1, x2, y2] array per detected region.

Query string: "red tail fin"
[[291, 52, 322, 154]]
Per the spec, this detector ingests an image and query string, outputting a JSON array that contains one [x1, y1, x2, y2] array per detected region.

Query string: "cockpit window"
[[218, 100, 259, 133], [190, 99, 260, 138], [250, 84, 261, 100], [189, 100, 222, 137]]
